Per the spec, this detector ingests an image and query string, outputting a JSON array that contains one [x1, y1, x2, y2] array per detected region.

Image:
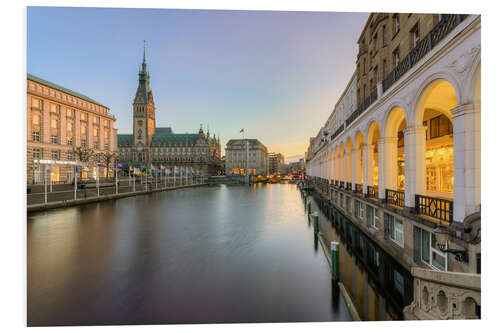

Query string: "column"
[[451, 103, 481, 223], [352, 148, 359, 188], [362, 144, 374, 195], [403, 125, 427, 208], [342, 151, 347, 187], [346, 149, 352, 187], [378, 137, 398, 200]]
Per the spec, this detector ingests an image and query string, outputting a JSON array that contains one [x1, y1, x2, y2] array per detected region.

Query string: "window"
[[94, 116, 100, 125], [367, 205, 378, 228], [94, 127, 99, 137], [429, 115, 453, 139], [81, 126, 87, 135], [67, 108, 75, 117], [94, 142, 99, 149], [411, 23, 420, 48], [51, 150, 59, 160], [32, 132, 40, 142], [32, 114, 40, 125], [393, 14, 400, 35], [67, 151, 74, 160], [67, 137, 73, 146], [82, 113, 88, 121], [383, 59, 387, 77], [394, 270, 404, 296], [51, 118, 59, 129], [415, 227, 448, 271], [346, 196, 352, 214], [33, 148, 41, 159], [373, 33, 378, 51], [81, 139, 87, 147], [51, 135, 58, 144], [67, 122, 73, 132], [355, 200, 364, 219], [385, 213, 404, 247], [393, 47, 400, 67]]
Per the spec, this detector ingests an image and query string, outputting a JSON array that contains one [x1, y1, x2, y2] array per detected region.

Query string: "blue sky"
[[27, 7, 369, 162]]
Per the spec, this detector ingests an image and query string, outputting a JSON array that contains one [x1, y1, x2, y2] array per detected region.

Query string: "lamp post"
[[433, 226, 469, 262]]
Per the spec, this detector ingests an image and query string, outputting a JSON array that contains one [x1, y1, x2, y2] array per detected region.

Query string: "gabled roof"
[[27, 73, 107, 108]]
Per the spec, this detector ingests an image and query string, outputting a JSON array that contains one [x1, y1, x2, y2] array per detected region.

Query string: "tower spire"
[[143, 40, 146, 65]]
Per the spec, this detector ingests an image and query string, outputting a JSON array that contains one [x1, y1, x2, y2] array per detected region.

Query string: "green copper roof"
[[27, 73, 108, 108]]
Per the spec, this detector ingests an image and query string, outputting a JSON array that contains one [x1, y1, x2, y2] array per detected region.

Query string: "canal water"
[[307, 191, 414, 320], [27, 184, 352, 326]]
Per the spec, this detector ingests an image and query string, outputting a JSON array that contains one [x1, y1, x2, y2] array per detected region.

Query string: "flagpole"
[[133, 169, 136, 192], [97, 166, 100, 197], [44, 166, 47, 204], [74, 165, 77, 200]]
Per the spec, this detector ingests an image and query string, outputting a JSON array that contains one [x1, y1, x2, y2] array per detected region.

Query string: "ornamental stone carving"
[[447, 46, 480, 77]]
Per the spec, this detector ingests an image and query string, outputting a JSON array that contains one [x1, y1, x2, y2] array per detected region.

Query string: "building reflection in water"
[[308, 192, 413, 320]]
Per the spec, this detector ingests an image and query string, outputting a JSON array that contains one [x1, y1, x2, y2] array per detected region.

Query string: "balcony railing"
[[382, 14, 468, 92], [386, 189, 405, 208], [334, 180, 339, 187], [367, 185, 378, 200], [355, 183, 363, 194], [415, 194, 453, 224], [346, 183, 352, 191], [330, 124, 345, 141], [345, 87, 378, 128], [340, 181, 345, 188]]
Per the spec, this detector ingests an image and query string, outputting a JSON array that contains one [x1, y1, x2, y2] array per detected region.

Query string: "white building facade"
[[306, 15, 480, 275]]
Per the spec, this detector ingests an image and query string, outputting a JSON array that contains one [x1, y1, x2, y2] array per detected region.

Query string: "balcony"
[[382, 14, 468, 93], [345, 87, 378, 128], [386, 189, 405, 209], [355, 184, 363, 195], [346, 183, 352, 191], [367, 185, 378, 200], [415, 194, 453, 224]]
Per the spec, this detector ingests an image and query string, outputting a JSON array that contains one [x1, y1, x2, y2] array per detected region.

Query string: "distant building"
[[225, 139, 268, 176], [117, 44, 222, 175], [268, 152, 285, 175], [27, 74, 117, 184]]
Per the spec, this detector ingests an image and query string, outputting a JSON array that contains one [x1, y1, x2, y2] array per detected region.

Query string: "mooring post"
[[331, 241, 340, 281], [307, 201, 311, 214], [313, 212, 319, 234]]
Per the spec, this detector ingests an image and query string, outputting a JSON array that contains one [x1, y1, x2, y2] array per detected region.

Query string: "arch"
[[413, 75, 461, 126], [384, 106, 407, 138], [346, 137, 353, 184], [413, 78, 458, 200], [366, 120, 381, 145]]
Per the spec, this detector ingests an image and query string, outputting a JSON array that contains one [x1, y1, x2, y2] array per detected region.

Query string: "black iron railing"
[[340, 181, 345, 188], [355, 184, 363, 194], [415, 194, 453, 224], [386, 189, 405, 208], [330, 124, 345, 141], [382, 14, 468, 92], [334, 180, 339, 187], [346, 87, 378, 128], [346, 183, 352, 191], [367, 185, 378, 200]]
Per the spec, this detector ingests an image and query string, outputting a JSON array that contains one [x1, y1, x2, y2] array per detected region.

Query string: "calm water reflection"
[[28, 184, 352, 326]]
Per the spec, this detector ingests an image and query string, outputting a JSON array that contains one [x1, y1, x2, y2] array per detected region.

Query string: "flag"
[[240, 128, 244, 133], [129, 166, 133, 171]]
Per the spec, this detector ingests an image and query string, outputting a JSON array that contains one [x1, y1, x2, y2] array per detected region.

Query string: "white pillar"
[[347, 149, 352, 187], [362, 144, 374, 195], [451, 103, 481, 222], [352, 148, 359, 188], [403, 125, 427, 208], [342, 151, 347, 187], [378, 137, 398, 200]]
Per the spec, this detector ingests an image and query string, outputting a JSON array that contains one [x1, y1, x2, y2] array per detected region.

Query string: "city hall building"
[[117, 45, 222, 175], [305, 14, 480, 318], [27, 74, 117, 184]]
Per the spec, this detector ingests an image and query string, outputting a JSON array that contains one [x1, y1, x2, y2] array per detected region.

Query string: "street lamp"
[[433, 225, 469, 262]]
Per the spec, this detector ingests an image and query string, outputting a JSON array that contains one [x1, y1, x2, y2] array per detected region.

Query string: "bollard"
[[313, 212, 319, 234], [307, 201, 311, 214], [331, 241, 340, 281]]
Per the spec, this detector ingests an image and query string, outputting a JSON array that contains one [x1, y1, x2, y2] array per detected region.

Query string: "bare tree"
[[73, 146, 95, 180]]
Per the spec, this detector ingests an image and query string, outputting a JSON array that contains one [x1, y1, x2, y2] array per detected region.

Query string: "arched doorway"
[[415, 80, 457, 200], [384, 107, 407, 194], [366, 121, 381, 189], [354, 131, 364, 191], [346, 137, 353, 188]]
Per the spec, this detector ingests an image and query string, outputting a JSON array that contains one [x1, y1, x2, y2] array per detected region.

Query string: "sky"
[[27, 7, 369, 163]]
